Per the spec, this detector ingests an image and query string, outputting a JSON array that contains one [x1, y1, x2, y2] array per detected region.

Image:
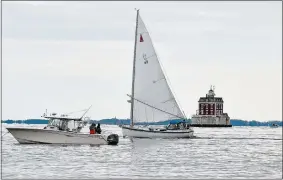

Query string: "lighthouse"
[[191, 86, 232, 127]]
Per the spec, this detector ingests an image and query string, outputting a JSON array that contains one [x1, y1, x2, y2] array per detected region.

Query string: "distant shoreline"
[[1, 118, 282, 126]]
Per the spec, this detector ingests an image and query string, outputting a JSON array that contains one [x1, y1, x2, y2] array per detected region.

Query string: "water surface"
[[1, 124, 282, 179]]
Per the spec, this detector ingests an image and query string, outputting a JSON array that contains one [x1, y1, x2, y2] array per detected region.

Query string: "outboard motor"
[[107, 134, 119, 145]]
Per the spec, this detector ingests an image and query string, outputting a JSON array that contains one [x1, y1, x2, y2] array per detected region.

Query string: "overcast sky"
[[2, 1, 282, 121]]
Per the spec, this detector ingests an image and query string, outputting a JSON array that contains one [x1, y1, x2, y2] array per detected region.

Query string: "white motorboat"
[[6, 108, 119, 145], [121, 10, 194, 138]]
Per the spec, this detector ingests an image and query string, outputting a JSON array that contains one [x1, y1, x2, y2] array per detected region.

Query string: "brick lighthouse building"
[[191, 86, 232, 127]]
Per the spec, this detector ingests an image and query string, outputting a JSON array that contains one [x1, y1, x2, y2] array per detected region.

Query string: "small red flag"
[[140, 34, 144, 42]]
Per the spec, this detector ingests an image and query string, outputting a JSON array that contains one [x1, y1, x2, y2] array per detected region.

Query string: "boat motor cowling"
[[107, 134, 119, 145]]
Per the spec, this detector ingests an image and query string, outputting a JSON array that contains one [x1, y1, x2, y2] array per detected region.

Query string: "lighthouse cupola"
[[207, 86, 215, 98]]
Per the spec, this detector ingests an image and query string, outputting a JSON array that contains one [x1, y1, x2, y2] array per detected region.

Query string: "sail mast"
[[130, 9, 139, 127]]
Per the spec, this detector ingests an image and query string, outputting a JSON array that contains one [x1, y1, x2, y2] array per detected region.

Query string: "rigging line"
[[137, 14, 186, 120], [153, 77, 165, 84], [156, 54, 187, 120], [64, 109, 88, 115], [161, 97, 175, 104], [79, 105, 92, 120], [145, 106, 149, 126], [127, 94, 185, 120], [152, 106, 155, 124], [1, 132, 10, 138]]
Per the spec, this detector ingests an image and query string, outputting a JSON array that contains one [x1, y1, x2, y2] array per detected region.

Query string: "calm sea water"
[[1, 124, 282, 179]]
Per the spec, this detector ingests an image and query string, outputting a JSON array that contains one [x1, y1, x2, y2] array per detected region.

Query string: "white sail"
[[131, 13, 185, 124]]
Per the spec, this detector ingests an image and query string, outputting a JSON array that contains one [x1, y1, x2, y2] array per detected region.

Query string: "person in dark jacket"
[[96, 123, 102, 134]]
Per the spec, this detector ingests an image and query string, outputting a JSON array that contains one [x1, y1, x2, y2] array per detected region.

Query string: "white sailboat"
[[121, 10, 194, 138]]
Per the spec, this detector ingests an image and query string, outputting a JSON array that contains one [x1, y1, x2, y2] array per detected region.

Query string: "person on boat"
[[176, 123, 180, 129], [182, 120, 187, 129], [167, 124, 177, 130], [89, 123, 96, 134], [178, 122, 185, 130], [96, 123, 102, 134]]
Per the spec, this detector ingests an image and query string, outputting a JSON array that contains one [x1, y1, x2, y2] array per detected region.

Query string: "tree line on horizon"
[[2, 118, 282, 126]]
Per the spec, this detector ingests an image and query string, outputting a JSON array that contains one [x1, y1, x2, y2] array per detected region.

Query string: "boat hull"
[[6, 127, 118, 145], [121, 126, 194, 138]]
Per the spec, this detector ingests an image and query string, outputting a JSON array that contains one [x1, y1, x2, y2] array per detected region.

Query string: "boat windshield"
[[67, 120, 78, 130], [48, 119, 61, 126], [47, 118, 84, 131]]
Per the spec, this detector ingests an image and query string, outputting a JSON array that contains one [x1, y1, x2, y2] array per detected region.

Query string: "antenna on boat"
[[42, 109, 48, 117], [79, 105, 92, 120]]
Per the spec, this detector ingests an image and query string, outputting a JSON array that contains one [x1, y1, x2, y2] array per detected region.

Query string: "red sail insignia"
[[140, 34, 144, 42]]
